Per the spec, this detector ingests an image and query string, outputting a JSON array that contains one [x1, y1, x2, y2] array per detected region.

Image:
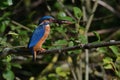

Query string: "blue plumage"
[[28, 16, 54, 49], [28, 16, 54, 61], [28, 23, 48, 48], [28, 16, 72, 61], [28, 26, 44, 48], [38, 16, 54, 24]]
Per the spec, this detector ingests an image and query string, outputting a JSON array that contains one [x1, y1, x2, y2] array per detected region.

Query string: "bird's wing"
[[28, 25, 45, 48]]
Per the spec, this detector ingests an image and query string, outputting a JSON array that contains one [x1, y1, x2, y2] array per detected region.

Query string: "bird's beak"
[[51, 19, 72, 24]]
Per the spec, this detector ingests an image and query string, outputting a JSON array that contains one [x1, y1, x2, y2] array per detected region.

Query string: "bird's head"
[[38, 16, 72, 25], [38, 16, 54, 24]]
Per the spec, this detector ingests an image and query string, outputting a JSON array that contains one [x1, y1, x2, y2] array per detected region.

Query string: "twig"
[[38, 54, 59, 76], [105, 29, 120, 41], [80, 15, 113, 24], [92, 0, 120, 18], [85, 0, 92, 13], [31, 0, 44, 8], [85, 0, 98, 34], [87, 27, 119, 36], [11, 20, 32, 32], [84, 0, 98, 80]]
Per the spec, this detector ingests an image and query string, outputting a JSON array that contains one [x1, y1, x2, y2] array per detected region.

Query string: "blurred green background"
[[0, 0, 120, 80]]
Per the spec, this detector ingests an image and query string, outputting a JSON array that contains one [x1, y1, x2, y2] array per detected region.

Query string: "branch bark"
[[37, 41, 120, 54], [92, 0, 120, 18], [1, 41, 120, 56]]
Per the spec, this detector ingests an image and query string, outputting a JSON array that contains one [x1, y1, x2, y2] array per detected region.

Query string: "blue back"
[[28, 24, 46, 48], [28, 16, 53, 54]]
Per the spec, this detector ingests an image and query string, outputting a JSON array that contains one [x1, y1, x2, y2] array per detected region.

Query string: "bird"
[[28, 16, 72, 61]]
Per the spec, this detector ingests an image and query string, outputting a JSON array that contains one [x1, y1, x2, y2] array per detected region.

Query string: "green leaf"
[[6, 63, 12, 71], [0, 22, 6, 33], [7, 0, 13, 5], [57, 16, 73, 21], [2, 55, 12, 63], [54, 40, 68, 47], [56, 67, 62, 73], [103, 63, 113, 69], [109, 46, 119, 56], [54, 2, 61, 10], [68, 41, 74, 47], [103, 57, 113, 69], [116, 57, 120, 65], [0, 1, 9, 10], [97, 47, 108, 53], [10, 25, 16, 30], [78, 34, 87, 44], [73, 7, 82, 19], [57, 11, 66, 17], [48, 73, 58, 80], [93, 31, 101, 42], [103, 57, 113, 63], [116, 57, 120, 61], [3, 70, 15, 80], [56, 25, 67, 33], [12, 63, 22, 69], [48, 73, 56, 77], [48, 73, 57, 80], [0, 12, 10, 20], [68, 41, 81, 54], [29, 77, 35, 80], [8, 31, 18, 36], [56, 67, 67, 77], [6, 55, 12, 62], [115, 71, 120, 78]]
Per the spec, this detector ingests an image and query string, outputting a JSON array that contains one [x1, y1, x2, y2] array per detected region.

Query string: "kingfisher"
[[28, 16, 72, 61]]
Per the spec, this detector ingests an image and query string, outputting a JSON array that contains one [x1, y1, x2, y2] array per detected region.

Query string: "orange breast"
[[33, 25, 50, 51]]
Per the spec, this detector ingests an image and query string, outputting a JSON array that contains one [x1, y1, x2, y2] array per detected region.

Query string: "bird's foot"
[[39, 48, 46, 52]]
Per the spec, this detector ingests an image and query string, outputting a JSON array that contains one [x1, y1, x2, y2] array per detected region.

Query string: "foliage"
[[1, 55, 22, 80], [39, 67, 70, 80], [0, 0, 120, 80]]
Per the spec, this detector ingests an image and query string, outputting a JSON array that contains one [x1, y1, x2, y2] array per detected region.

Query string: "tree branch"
[[92, 0, 120, 18], [87, 27, 119, 36], [1, 41, 120, 56], [11, 20, 32, 32], [28, 41, 120, 54]]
